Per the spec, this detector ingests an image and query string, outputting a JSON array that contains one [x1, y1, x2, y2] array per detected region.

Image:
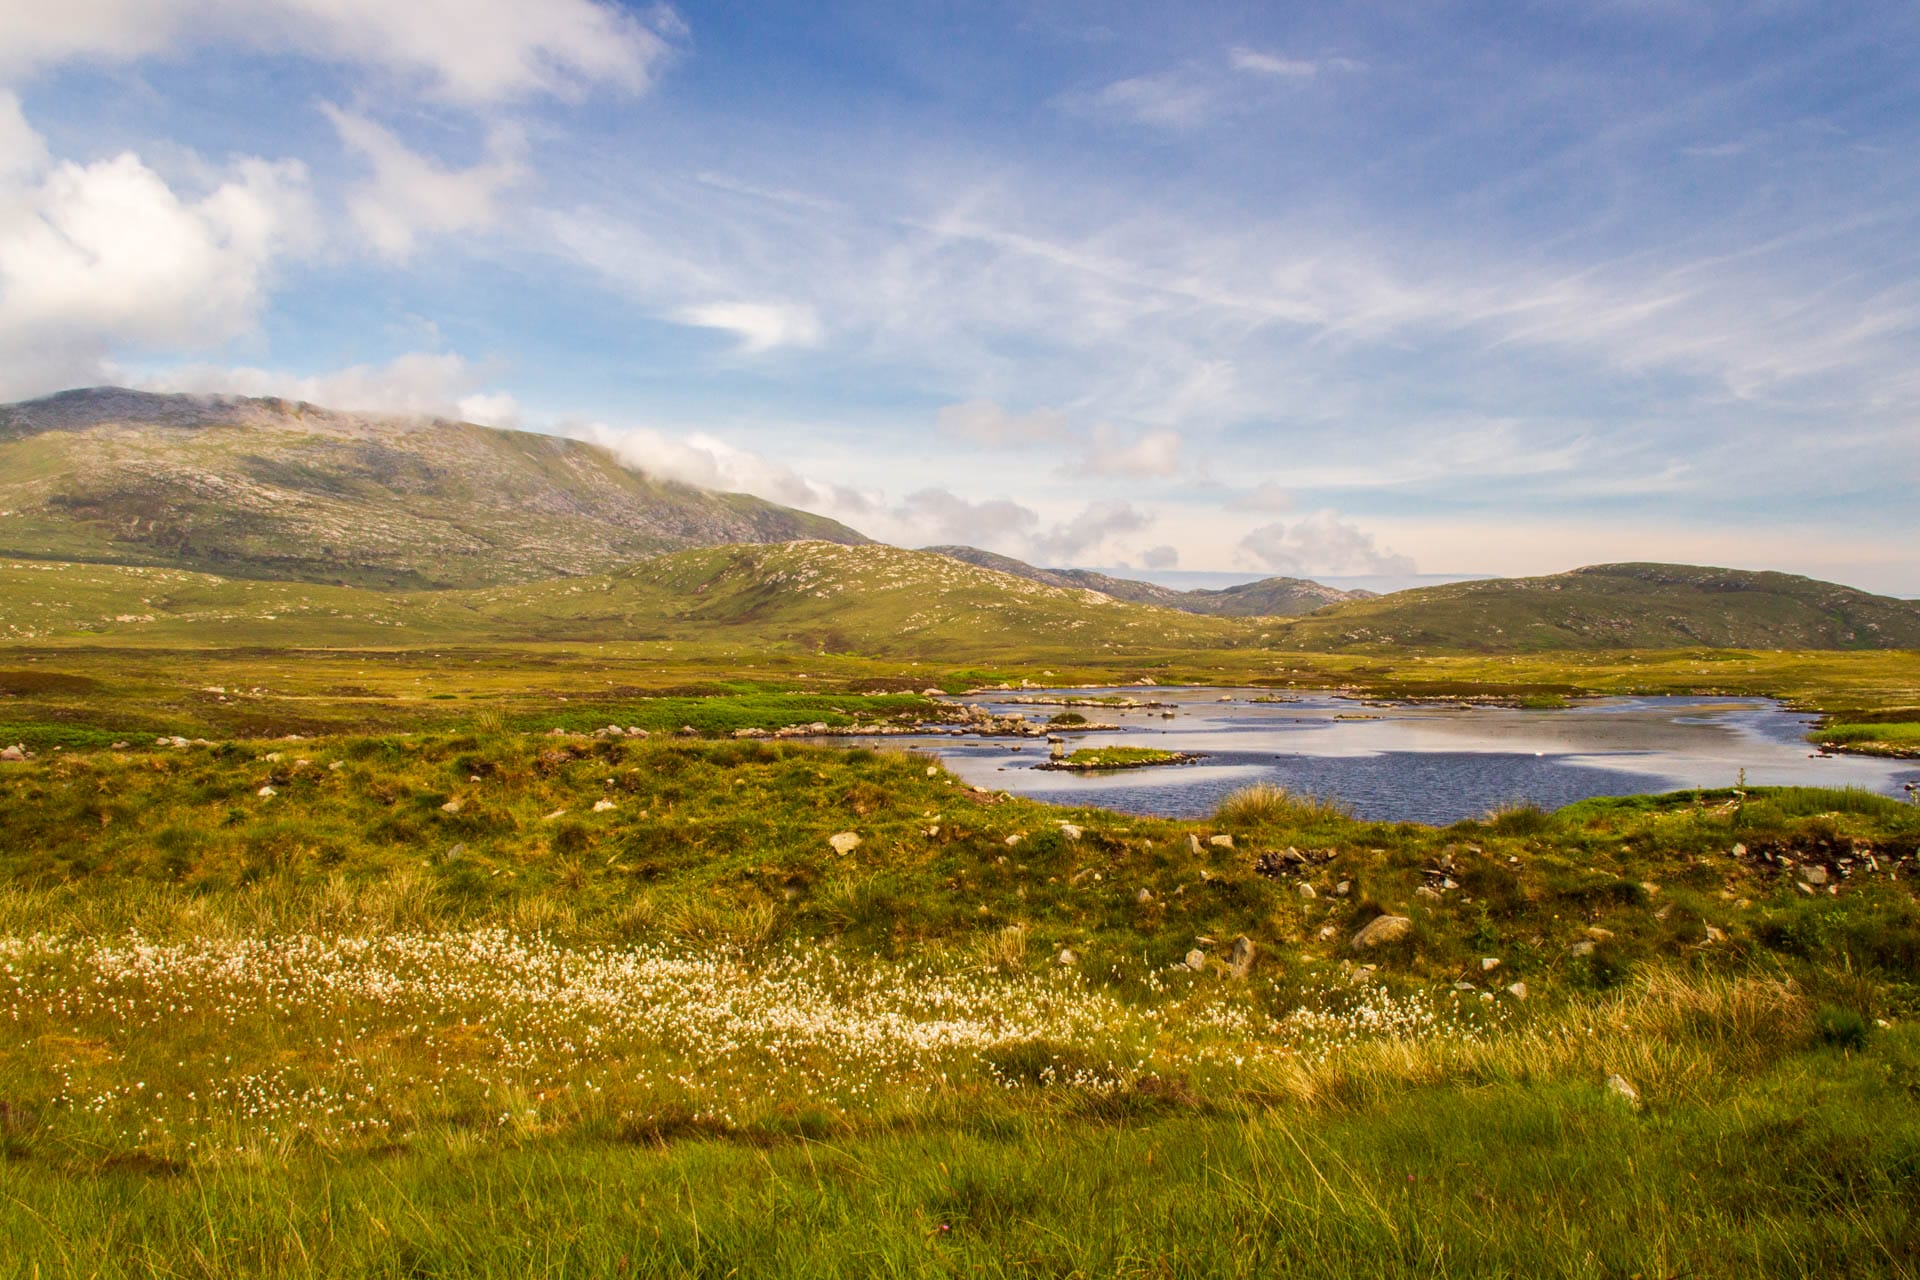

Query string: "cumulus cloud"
[[1227, 479, 1295, 512], [672, 301, 823, 353], [577, 420, 863, 512], [1238, 511, 1415, 577], [324, 106, 528, 259], [891, 487, 1041, 547], [1030, 500, 1152, 563], [1140, 544, 1179, 569], [937, 399, 1070, 448], [0, 112, 317, 398], [0, 0, 683, 104], [136, 351, 518, 422], [1076, 424, 1182, 477]]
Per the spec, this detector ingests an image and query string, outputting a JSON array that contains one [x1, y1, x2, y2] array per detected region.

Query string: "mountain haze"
[[0, 388, 867, 589], [923, 545, 1369, 617]]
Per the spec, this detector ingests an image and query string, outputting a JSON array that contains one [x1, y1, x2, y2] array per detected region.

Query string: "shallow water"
[[848, 688, 1920, 825]]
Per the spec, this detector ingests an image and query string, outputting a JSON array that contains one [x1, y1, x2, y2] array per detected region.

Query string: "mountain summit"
[[0, 388, 867, 589]]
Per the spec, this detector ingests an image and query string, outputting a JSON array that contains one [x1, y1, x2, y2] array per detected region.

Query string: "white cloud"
[[135, 350, 515, 421], [1031, 501, 1153, 562], [0, 92, 47, 181], [893, 487, 1041, 547], [1229, 47, 1362, 78], [672, 301, 823, 353], [1075, 71, 1215, 130], [578, 419, 860, 511], [936, 399, 1070, 447], [1140, 544, 1179, 569], [0, 0, 683, 105], [323, 105, 528, 259], [1076, 424, 1181, 477], [1228, 48, 1319, 78], [0, 130, 316, 398], [1226, 480, 1295, 512], [1238, 511, 1415, 577]]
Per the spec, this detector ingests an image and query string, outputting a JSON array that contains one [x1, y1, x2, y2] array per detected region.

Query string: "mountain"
[[0, 388, 867, 589], [1278, 563, 1920, 651], [922, 545, 1368, 617]]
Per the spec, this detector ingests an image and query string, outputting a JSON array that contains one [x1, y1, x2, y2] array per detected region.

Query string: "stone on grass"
[[1056, 948, 1077, 967], [440, 798, 463, 813], [1184, 948, 1207, 972], [1800, 864, 1830, 886], [1480, 956, 1501, 972], [1349, 914, 1413, 951], [1135, 888, 1154, 905], [1209, 834, 1234, 849], [1228, 936, 1256, 979], [592, 799, 616, 812], [1298, 882, 1317, 899], [1570, 940, 1595, 958], [256, 785, 276, 798], [1606, 1074, 1641, 1109], [828, 831, 862, 855], [0, 745, 25, 762], [1059, 823, 1083, 841], [1187, 834, 1203, 855], [1505, 981, 1529, 1001]]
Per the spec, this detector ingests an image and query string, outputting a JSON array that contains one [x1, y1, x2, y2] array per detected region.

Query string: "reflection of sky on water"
[[841, 689, 1920, 825]]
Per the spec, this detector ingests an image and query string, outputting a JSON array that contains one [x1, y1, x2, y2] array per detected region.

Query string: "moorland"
[[1, 388, 1919, 1278]]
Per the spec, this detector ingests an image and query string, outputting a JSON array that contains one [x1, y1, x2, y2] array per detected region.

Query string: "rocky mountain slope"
[[1280, 563, 1920, 651], [0, 388, 867, 589], [923, 545, 1368, 617]]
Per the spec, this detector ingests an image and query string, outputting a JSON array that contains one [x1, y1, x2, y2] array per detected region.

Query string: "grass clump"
[[1214, 782, 1348, 826]]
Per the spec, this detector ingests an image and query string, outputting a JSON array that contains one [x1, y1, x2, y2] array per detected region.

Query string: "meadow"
[[1, 719, 1918, 1276]]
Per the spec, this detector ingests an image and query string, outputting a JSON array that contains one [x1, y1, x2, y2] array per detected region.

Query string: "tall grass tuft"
[[1213, 783, 1348, 826]]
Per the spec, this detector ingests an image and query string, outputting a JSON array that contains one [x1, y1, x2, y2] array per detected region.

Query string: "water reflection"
[[844, 689, 1920, 825]]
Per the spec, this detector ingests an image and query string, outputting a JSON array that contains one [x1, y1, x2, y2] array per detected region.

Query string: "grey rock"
[[1570, 940, 1596, 958], [1056, 948, 1077, 967], [1800, 864, 1830, 886], [1297, 882, 1317, 899], [1606, 1074, 1641, 1108], [1505, 981, 1529, 1001], [1184, 948, 1208, 972], [1349, 915, 1414, 951], [0, 744, 25, 762], [1228, 936, 1256, 979]]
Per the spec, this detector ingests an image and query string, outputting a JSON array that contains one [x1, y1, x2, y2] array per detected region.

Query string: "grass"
[[2, 730, 1920, 1273], [1049, 745, 1190, 769]]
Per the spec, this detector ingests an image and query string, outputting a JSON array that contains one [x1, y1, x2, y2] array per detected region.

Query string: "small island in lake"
[[1037, 746, 1202, 771]]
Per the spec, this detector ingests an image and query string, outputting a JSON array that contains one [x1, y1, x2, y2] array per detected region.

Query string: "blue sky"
[[1, 1, 1916, 592]]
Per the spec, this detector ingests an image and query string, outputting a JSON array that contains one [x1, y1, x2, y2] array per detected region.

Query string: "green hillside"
[[925, 544, 1367, 616], [0, 387, 867, 589], [1283, 563, 1920, 651]]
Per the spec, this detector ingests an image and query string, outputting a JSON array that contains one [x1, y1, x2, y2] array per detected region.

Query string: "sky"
[[1, 1, 1917, 594]]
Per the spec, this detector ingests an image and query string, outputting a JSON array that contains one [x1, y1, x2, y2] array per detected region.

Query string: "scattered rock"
[[1505, 981, 1529, 1001], [1298, 882, 1317, 899], [1730, 843, 1747, 857], [445, 843, 466, 860], [1056, 948, 1077, 967], [1335, 880, 1351, 897], [925, 765, 938, 777], [1570, 940, 1596, 958], [1059, 823, 1083, 841], [1209, 834, 1234, 850], [1349, 915, 1413, 951], [1317, 924, 1339, 940], [592, 799, 616, 813], [1004, 834, 1023, 847], [1415, 884, 1444, 902], [256, 785, 276, 798], [544, 809, 568, 821], [828, 831, 862, 855], [1605, 1074, 1641, 1109], [1800, 864, 1830, 886], [1135, 888, 1154, 905], [440, 798, 463, 813], [1228, 936, 1256, 979], [1585, 927, 1615, 942], [1187, 834, 1203, 855], [1703, 924, 1726, 944], [1184, 948, 1208, 972], [0, 744, 25, 762], [1480, 956, 1501, 972]]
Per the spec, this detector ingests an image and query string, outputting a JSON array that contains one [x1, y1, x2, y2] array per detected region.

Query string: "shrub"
[[1813, 1004, 1871, 1052]]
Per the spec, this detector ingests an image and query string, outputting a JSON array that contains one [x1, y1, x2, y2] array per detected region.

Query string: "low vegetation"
[[2, 728, 1918, 1274]]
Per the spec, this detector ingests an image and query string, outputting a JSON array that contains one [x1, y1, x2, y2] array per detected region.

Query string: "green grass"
[[1052, 745, 1188, 769], [3, 734, 1920, 1275]]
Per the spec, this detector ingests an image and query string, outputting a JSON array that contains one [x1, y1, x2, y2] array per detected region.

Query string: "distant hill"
[[923, 545, 1368, 617], [1279, 563, 1920, 651], [0, 388, 867, 589]]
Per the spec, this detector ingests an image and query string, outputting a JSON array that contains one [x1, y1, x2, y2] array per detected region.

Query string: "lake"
[[851, 688, 1920, 825]]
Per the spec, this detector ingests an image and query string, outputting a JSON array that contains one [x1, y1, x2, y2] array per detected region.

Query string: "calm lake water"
[[851, 688, 1920, 825]]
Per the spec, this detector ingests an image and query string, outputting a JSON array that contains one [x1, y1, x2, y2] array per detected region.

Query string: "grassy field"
[[2, 728, 1919, 1276]]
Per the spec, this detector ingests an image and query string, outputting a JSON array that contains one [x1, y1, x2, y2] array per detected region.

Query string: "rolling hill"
[[1280, 563, 1920, 651], [923, 545, 1368, 616], [0, 388, 867, 589]]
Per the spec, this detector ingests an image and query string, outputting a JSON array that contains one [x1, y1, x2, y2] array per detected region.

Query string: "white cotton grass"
[[0, 930, 1507, 1159]]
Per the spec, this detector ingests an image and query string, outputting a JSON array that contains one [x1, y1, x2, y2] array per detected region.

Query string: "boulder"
[[1228, 936, 1256, 979], [1209, 834, 1234, 850], [1349, 915, 1413, 951], [1184, 948, 1207, 972], [828, 831, 862, 855], [1800, 864, 1830, 886], [0, 745, 25, 762]]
